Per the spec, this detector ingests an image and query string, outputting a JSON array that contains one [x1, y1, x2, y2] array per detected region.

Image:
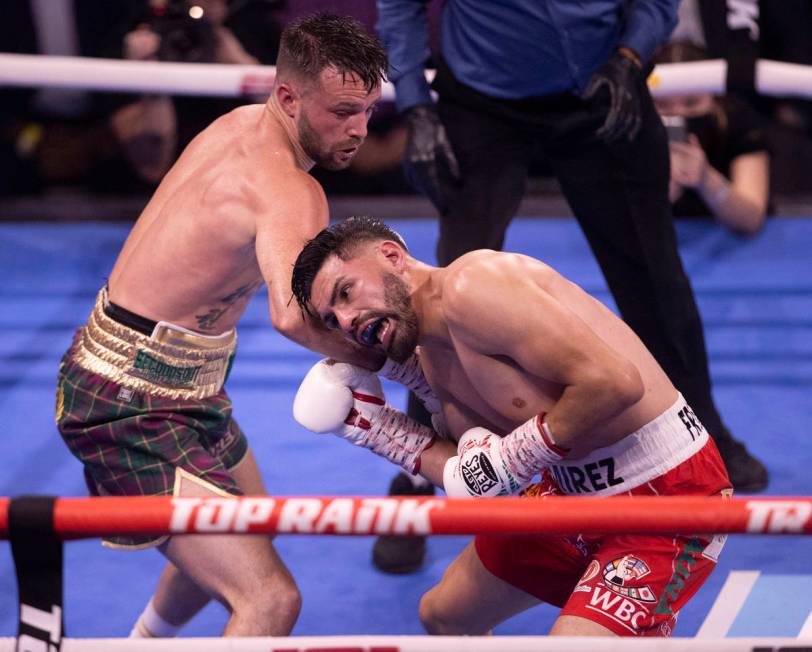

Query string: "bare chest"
[[109, 217, 264, 334], [421, 342, 561, 439]]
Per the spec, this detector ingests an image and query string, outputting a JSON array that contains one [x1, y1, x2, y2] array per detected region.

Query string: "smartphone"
[[661, 115, 688, 143]]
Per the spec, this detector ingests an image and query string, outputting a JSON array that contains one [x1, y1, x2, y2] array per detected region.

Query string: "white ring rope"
[[0, 635, 810, 651], [2, 53, 812, 99]]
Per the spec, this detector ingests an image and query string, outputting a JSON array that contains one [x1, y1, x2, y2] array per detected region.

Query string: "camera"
[[150, 0, 217, 63], [661, 115, 689, 143]]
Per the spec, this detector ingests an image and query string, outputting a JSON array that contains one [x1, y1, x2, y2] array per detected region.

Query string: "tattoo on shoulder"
[[195, 281, 262, 331]]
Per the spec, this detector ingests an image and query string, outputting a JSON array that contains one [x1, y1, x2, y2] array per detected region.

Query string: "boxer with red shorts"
[[475, 394, 731, 636], [290, 216, 735, 637]]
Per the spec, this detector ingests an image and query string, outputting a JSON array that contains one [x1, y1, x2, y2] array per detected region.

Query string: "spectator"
[[161, 0, 280, 151], [0, 1, 175, 195], [668, 0, 812, 195], [655, 40, 770, 235], [372, 0, 768, 574], [0, 1, 289, 196]]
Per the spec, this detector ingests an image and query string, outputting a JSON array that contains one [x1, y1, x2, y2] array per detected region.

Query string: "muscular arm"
[[444, 254, 644, 451], [253, 174, 384, 369]]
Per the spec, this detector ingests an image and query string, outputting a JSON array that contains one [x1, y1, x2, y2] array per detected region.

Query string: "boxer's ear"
[[274, 82, 299, 118], [378, 240, 405, 271]]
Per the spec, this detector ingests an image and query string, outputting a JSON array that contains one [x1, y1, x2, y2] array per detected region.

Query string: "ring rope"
[[1, 496, 810, 540], [2, 54, 812, 99]]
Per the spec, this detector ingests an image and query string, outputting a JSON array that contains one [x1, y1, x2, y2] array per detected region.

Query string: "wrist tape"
[[379, 353, 441, 414], [364, 404, 437, 474], [499, 413, 570, 485]]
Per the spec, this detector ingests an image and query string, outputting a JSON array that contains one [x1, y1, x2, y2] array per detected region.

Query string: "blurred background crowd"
[[1, 0, 811, 229]]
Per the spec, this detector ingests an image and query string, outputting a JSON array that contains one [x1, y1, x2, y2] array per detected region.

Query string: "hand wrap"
[[443, 414, 569, 497], [294, 359, 437, 474], [379, 350, 441, 415]]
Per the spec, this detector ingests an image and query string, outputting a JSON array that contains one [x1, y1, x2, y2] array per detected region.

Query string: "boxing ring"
[[2, 495, 812, 650], [1, 53, 812, 649]]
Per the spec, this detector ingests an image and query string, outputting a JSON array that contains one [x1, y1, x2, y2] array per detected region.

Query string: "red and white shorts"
[[475, 394, 732, 637]]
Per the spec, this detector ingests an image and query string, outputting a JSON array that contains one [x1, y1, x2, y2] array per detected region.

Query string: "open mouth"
[[340, 140, 361, 153], [358, 318, 388, 347]]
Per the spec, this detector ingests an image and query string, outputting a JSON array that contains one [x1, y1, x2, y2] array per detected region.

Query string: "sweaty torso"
[[419, 252, 676, 454], [107, 104, 301, 335]]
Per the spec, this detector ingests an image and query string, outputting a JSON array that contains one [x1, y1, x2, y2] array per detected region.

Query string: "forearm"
[[445, 376, 641, 497], [417, 437, 457, 488], [698, 167, 767, 235], [545, 357, 645, 454], [273, 306, 384, 370], [294, 360, 441, 478], [544, 391, 629, 456], [669, 179, 685, 203]]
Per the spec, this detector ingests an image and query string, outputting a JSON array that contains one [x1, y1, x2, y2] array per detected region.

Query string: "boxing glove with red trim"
[[443, 414, 570, 498], [293, 359, 437, 474]]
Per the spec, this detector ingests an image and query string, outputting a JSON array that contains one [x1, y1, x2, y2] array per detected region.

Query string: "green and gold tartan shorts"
[[55, 291, 248, 549]]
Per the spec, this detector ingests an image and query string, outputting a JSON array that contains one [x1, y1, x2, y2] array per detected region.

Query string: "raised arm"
[[253, 173, 383, 368]]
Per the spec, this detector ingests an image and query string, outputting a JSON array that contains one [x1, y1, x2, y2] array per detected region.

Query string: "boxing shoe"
[[372, 471, 435, 574], [714, 427, 768, 493]]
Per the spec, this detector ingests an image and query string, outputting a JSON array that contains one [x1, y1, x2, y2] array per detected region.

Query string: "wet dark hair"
[[276, 13, 388, 92], [291, 216, 407, 315]]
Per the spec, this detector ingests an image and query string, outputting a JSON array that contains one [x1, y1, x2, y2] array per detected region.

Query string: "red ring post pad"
[[1, 496, 812, 540]]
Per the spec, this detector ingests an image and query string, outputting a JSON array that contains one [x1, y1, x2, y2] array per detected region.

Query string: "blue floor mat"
[[1, 216, 810, 637]]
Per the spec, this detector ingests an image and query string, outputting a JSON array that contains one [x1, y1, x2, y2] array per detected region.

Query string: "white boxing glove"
[[442, 428, 524, 498], [293, 358, 385, 443], [294, 359, 437, 474], [443, 414, 569, 498]]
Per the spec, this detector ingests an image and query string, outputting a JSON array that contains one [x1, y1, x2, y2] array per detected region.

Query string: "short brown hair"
[[276, 13, 388, 92]]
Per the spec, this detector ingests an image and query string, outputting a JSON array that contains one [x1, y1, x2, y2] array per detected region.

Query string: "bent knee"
[[419, 591, 475, 635], [274, 583, 302, 626], [231, 576, 301, 629]]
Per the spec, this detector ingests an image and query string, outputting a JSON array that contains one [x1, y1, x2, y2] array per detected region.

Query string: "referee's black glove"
[[402, 104, 461, 212], [582, 48, 644, 143]]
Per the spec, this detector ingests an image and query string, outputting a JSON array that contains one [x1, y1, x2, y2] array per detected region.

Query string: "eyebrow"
[[331, 99, 378, 111], [328, 275, 346, 308], [331, 101, 363, 110]]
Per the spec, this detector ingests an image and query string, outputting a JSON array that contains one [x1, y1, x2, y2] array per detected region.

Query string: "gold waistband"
[[71, 289, 237, 400]]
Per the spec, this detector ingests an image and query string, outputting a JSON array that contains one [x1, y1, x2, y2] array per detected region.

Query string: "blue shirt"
[[376, 0, 678, 111]]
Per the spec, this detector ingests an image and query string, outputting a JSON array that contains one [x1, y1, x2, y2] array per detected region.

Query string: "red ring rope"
[[1, 496, 811, 540]]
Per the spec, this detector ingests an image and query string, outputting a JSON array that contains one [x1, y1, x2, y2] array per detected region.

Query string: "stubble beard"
[[381, 272, 419, 363], [298, 111, 352, 171]]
